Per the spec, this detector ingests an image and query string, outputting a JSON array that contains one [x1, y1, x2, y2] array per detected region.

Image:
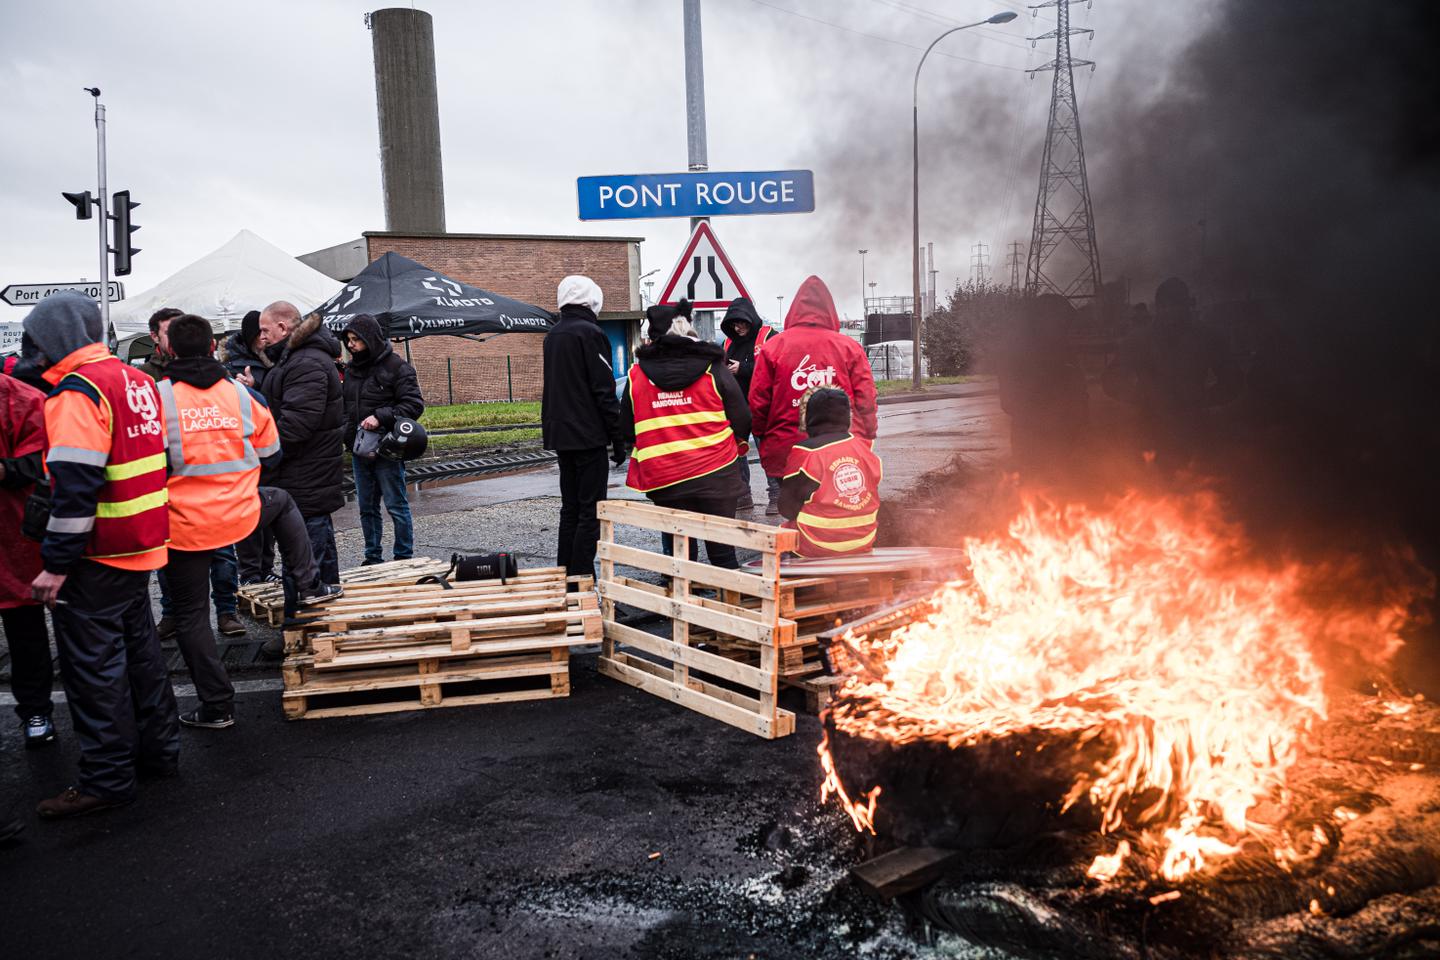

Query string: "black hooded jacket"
[[341, 314, 425, 451], [621, 335, 751, 503], [217, 330, 275, 392], [542, 304, 623, 452], [720, 297, 766, 396], [261, 312, 346, 516]]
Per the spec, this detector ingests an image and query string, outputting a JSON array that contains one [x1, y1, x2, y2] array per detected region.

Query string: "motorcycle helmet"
[[378, 417, 428, 461]]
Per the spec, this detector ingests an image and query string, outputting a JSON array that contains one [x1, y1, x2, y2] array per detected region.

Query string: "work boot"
[[216, 613, 247, 637], [258, 635, 285, 661], [37, 787, 132, 820], [737, 494, 755, 512], [21, 715, 55, 749], [765, 501, 780, 517], [155, 616, 176, 642], [297, 582, 344, 608], [179, 703, 235, 730]]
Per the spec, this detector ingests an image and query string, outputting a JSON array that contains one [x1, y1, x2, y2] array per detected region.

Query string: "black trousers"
[[166, 548, 235, 707], [236, 524, 276, 583], [2, 604, 53, 721], [654, 495, 740, 569], [51, 560, 180, 800], [556, 447, 609, 578]]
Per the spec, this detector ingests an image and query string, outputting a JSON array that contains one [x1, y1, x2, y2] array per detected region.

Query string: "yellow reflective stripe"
[[95, 488, 169, 518], [103, 451, 167, 481], [801, 529, 877, 553], [632, 427, 734, 462], [634, 409, 729, 435], [797, 509, 878, 530]]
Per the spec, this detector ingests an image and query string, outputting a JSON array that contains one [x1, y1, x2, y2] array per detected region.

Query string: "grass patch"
[[424, 428, 543, 453], [874, 375, 981, 397], [420, 401, 541, 430]]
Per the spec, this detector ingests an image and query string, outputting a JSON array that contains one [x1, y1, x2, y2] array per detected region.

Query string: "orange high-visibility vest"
[[156, 378, 280, 551], [625, 365, 738, 493], [784, 435, 882, 557], [42, 347, 169, 569]]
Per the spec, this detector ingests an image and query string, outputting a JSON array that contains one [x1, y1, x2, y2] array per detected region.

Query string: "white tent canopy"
[[110, 229, 339, 335]]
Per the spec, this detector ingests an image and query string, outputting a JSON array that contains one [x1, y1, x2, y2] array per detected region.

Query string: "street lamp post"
[[858, 248, 868, 322], [912, 10, 1017, 389], [776, 295, 784, 321]]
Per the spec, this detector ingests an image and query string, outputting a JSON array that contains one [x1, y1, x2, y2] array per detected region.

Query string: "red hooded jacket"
[[749, 276, 878, 476], [0, 374, 47, 607]]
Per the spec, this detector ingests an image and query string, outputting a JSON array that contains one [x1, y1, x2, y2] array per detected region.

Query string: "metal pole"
[[684, 0, 717, 339], [446, 356, 453, 405], [506, 355, 514, 403], [93, 97, 111, 341], [913, 18, 991, 392], [858, 249, 868, 324]]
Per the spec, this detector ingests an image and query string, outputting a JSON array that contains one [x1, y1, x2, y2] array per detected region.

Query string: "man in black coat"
[[258, 301, 345, 587], [720, 297, 772, 511], [542, 276, 624, 579], [342, 314, 425, 565]]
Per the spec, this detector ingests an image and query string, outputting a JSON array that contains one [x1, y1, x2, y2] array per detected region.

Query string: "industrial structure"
[[368, 8, 447, 233], [1024, 0, 1102, 303]]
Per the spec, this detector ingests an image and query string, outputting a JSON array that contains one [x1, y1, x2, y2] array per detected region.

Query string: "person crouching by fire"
[[778, 387, 882, 558]]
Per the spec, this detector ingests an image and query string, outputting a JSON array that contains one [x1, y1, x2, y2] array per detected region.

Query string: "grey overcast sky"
[[0, 0, 1202, 325]]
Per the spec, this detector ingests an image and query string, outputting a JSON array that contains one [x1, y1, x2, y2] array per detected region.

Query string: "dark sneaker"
[[179, 704, 235, 730], [737, 495, 756, 512], [22, 715, 55, 749], [216, 613, 247, 637], [137, 758, 180, 780], [765, 501, 780, 517], [297, 582, 344, 608], [37, 786, 132, 820], [155, 616, 176, 641], [264, 572, 283, 585], [258, 635, 285, 661]]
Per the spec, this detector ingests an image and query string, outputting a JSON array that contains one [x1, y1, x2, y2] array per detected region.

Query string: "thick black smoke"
[[1090, 0, 1440, 687]]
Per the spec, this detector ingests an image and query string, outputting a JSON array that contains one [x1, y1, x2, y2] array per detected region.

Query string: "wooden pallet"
[[236, 557, 453, 625], [279, 566, 598, 720], [281, 648, 569, 719], [596, 500, 800, 740]]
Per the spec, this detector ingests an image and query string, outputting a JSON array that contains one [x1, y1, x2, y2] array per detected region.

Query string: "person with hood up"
[[542, 276, 624, 579], [778, 386, 883, 558], [720, 297, 775, 512], [749, 276, 878, 516], [258, 301, 345, 590], [18, 292, 179, 819], [622, 302, 751, 569], [0, 366, 57, 748], [342, 314, 425, 565]]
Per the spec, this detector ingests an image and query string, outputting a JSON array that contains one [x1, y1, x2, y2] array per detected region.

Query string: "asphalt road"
[[0, 389, 1006, 960]]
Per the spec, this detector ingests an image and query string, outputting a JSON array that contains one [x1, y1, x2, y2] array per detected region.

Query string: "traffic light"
[[62, 190, 94, 220], [110, 189, 140, 276]]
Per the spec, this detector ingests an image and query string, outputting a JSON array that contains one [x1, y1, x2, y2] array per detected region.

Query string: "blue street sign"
[[577, 169, 815, 221]]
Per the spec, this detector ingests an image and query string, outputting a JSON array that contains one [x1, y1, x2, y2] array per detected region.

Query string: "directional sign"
[[578, 169, 814, 221], [658, 222, 751, 311], [1, 281, 125, 307], [0, 321, 23, 354]]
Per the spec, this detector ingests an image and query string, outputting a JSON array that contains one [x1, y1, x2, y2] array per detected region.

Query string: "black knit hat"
[[241, 310, 261, 345], [645, 299, 692, 341], [801, 386, 851, 436]]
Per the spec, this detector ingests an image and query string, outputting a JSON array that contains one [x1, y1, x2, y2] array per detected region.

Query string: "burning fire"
[[820, 491, 1416, 882]]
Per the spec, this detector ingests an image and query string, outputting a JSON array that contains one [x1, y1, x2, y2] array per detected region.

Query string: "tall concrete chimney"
[[369, 7, 446, 233]]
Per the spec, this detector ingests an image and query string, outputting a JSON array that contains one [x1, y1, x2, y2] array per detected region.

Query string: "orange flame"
[[821, 491, 1415, 882]]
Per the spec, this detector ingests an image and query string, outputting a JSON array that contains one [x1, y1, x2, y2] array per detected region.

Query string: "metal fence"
[[410, 355, 544, 405]]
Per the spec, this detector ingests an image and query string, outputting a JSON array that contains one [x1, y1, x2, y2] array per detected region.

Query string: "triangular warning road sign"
[[657, 221, 751, 310]]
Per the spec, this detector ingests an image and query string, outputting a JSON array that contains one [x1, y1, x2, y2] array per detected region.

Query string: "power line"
[[865, 0, 1036, 51], [744, 0, 1027, 70]]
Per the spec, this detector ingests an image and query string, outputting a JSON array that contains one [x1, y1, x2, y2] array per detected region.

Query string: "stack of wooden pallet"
[[235, 557, 451, 626], [280, 566, 599, 720], [596, 500, 965, 735]]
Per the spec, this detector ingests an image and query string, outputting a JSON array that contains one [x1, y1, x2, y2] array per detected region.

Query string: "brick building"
[[301, 231, 644, 404]]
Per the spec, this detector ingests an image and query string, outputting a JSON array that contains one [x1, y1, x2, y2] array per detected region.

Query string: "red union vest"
[[626, 365, 738, 493], [786, 435, 882, 557], [55, 357, 170, 563], [723, 324, 774, 355]]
